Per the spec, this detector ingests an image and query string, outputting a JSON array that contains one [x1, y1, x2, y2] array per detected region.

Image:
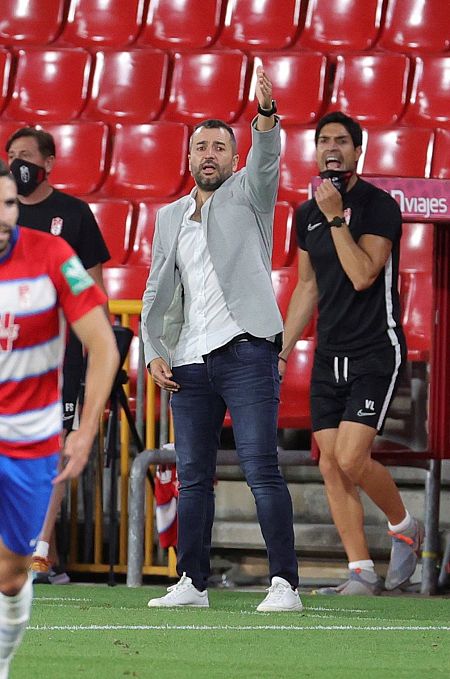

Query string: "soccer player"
[[0, 163, 119, 677], [6, 126, 111, 582]]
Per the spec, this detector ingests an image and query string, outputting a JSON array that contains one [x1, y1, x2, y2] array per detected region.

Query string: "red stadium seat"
[[278, 339, 314, 429], [279, 127, 317, 204], [232, 122, 252, 171], [240, 52, 328, 126], [162, 51, 248, 125], [4, 48, 91, 122], [329, 53, 411, 127], [431, 129, 450, 180], [43, 121, 109, 195], [0, 0, 65, 46], [103, 266, 148, 301], [271, 267, 315, 338], [399, 222, 433, 362], [298, 0, 384, 52], [101, 122, 189, 199], [0, 49, 12, 116], [402, 56, 450, 129], [378, 0, 450, 54], [360, 127, 434, 178], [138, 0, 222, 49], [59, 0, 145, 47], [88, 199, 134, 266], [272, 202, 296, 269], [128, 201, 168, 268], [0, 121, 28, 159], [82, 49, 169, 124], [271, 266, 315, 429], [219, 0, 301, 50]]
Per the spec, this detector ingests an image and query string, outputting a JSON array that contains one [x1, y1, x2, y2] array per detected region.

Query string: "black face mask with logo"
[[9, 158, 47, 197], [319, 169, 353, 196]]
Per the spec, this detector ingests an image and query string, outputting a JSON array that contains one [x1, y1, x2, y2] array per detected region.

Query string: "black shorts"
[[62, 330, 85, 432], [310, 342, 406, 434]]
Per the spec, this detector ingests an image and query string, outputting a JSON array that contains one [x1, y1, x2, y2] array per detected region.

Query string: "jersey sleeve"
[[295, 202, 309, 251], [361, 189, 402, 242], [75, 202, 111, 270], [48, 238, 107, 324]]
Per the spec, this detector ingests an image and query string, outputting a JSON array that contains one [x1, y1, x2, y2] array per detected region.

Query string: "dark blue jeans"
[[171, 337, 298, 591]]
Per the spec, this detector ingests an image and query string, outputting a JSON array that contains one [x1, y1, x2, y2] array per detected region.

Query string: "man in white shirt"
[[142, 66, 301, 612]]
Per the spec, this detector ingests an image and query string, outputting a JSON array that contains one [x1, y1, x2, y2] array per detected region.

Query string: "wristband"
[[278, 355, 288, 364], [327, 216, 346, 228], [257, 100, 277, 117]]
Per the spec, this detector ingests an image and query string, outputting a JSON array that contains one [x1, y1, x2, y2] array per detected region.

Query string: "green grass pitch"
[[10, 584, 450, 678]]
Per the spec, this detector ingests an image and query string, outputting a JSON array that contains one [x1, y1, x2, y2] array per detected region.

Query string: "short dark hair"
[[315, 112, 363, 148], [190, 119, 237, 153], [5, 127, 56, 157]]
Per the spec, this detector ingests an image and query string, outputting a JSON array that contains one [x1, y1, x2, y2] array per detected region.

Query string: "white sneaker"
[[0, 660, 10, 679], [147, 573, 209, 608], [256, 576, 303, 612]]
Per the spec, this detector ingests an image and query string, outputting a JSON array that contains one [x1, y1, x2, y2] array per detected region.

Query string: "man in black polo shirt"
[[6, 126, 110, 584], [279, 111, 423, 594]]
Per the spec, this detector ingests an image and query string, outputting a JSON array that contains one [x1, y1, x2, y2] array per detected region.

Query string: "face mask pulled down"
[[10, 158, 47, 197], [319, 169, 353, 196]]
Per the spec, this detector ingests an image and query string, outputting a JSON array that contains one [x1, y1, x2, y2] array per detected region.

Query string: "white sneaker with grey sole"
[[147, 573, 209, 608], [256, 577, 303, 612]]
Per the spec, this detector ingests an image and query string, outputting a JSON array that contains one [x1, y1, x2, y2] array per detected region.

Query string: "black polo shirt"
[[296, 178, 405, 355], [17, 189, 110, 270]]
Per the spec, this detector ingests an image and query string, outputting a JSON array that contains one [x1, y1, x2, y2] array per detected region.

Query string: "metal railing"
[[66, 299, 177, 578]]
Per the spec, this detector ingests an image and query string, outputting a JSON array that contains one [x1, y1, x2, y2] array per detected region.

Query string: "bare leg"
[[315, 428, 371, 562], [335, 422, 407, 526], [37, 481, 66, 564]]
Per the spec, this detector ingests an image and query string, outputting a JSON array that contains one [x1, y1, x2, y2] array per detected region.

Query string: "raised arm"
[[255, 65, 276, 132], [243, 64, 281, 213]]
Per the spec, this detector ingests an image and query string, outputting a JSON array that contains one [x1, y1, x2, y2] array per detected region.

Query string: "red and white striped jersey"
[[0, 226, 106, 459]]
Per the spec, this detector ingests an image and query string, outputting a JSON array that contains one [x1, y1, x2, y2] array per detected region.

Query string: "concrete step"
[[212, 462, 450, 558]]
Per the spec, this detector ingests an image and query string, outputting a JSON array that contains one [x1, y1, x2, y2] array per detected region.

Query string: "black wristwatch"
[[257, 99, 277, 117], [327, 216, 346, 228]]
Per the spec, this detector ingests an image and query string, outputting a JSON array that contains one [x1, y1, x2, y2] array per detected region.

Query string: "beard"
[[192, 165, 233, 192]]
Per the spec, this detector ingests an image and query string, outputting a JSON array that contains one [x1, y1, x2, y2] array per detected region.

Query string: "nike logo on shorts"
[[357, 409, 377, 417], [307, 221, 322, 231]]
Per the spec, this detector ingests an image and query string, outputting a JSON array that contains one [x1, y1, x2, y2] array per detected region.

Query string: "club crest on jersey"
[[344, 208, 352, 225], [0, 313, 19, 352], [50, 217, 63, 236], [61, 255, 94, 295]]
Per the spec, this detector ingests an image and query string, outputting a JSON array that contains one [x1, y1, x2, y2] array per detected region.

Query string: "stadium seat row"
[[0, 0, 448, 54], [1, 121, 448, 202], [0, 47, 449, 129], [104, 221, 433, 429], [91, 199, 297, 270]]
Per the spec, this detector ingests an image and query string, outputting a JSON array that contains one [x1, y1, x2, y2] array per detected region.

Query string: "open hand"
[[255, 64, 273, 110], [149, 358, 180, 393]]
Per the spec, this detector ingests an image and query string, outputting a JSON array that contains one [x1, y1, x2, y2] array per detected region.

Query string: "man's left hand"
[[315, 179, 344, 222], [255, 64, 273, 110], [53, 430, 92, 483]]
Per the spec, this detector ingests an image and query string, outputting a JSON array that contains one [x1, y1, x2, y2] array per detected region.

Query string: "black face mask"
[[10, 158, 47, 197], [319, 169, 353, 196]]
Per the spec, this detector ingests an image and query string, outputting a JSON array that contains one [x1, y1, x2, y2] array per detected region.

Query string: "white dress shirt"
[[172, 191, 244, 367]]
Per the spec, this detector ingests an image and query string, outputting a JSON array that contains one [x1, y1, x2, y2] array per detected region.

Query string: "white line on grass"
[[27, 624, 450, 632], [34, 597, 92, 602]]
